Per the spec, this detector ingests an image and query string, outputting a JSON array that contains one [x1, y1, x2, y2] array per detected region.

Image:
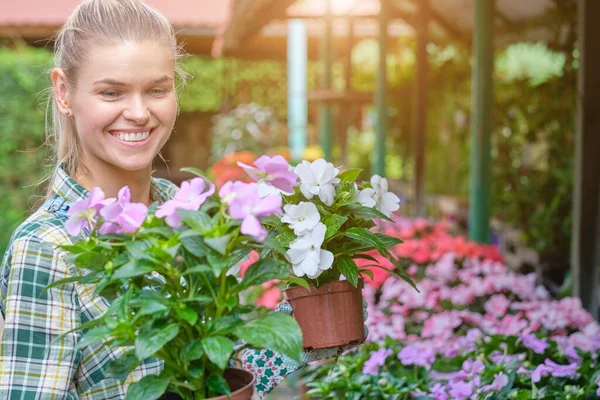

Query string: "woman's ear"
[[51, 68, 72, 116]]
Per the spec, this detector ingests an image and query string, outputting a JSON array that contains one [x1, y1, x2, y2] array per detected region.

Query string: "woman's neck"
[[74, 162, 154, 205]]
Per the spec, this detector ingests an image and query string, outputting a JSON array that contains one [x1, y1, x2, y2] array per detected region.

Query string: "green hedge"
[[0, 47, 52, 254]]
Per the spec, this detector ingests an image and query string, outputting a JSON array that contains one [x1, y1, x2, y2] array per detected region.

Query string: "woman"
[[0, 0, 355, 398]]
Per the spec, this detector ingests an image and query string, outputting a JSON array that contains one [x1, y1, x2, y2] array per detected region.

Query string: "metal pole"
[[287, 19, 307, 162], [412, 0, 429, 216], [319, 0, 333, 161], [468, 0, 494, 243], [373, 0, 388, 177]]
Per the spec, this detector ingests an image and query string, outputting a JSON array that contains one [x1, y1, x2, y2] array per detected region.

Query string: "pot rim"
[[283, 278, 364, 300], [207, 367, 255, 400]]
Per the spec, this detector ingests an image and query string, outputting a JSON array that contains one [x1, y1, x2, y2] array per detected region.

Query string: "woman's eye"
[[101, 91, 121, 98], [149, 88, 169, 96]]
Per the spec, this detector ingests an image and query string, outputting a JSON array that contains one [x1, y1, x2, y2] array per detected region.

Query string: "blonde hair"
[[44, 0, 187, 200]]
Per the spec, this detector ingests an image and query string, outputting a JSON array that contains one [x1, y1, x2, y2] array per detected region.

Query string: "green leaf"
[[179, 209, 213, 233], [74, 326, 112, 351], [282, 276, 311, 291], [239, 258, 290, 290], [342, 204, 393, 222], [181, 295, 214, 305], [113, 259, 155, 280], [180, 235, 208, 257], [338, 168, 362, 183], [323, 214, 348, 239], [234, 312, 302, 363], [201, 336, 235, 370], [125, 374, 169, 400], [204, 234, 232, 255], [374, 234, 403, 247], [106, 351, 141, 381], [73, 252, 107, 270], [41, 274, 86, 295], [207, 373, 231, 398], [176, 307, 198, 326], [359, 269, 375, 281], [181, 264, 213, 276], [345, 227, 386, 249], [334, 255, 359, 287], [353, 254, 378, 262], [179, 339, 204, 363], [212, 316, 244, 335], [180, 167, 210, 179], [135, 323, 179, 360]]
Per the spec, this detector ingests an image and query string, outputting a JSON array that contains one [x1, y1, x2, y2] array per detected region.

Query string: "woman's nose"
[[123, 94, 150, 124]]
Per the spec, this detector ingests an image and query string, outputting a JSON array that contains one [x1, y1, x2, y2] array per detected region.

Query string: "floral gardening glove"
[[240, 300, 368, 398]]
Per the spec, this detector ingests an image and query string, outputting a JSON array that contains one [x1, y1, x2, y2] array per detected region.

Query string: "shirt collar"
[[52, 164, 174, 204]]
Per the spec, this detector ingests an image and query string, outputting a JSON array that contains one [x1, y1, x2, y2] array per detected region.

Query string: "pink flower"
[[156, 178, 215, 228], [66, 187, 115, 236], [99, 186, 148, 234], [363, 348, 392, 375], [397, 345, 435, 369], [238, 155, 298, 194], [226, 182, 282, 241], [485, 294, 511, 318]]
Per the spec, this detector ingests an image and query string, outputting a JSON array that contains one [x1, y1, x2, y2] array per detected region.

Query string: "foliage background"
[[0, 11, 577, 261]]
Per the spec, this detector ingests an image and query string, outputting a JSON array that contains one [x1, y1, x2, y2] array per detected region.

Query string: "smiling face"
[[62, 40, 177, 174]]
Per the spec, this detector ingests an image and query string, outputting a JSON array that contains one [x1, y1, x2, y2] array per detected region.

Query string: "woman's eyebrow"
[[92, 76, 173, 85]]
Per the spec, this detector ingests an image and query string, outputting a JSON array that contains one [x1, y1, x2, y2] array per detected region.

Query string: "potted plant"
[[48, 171, 303, 400], [237, 156, 418, 350]]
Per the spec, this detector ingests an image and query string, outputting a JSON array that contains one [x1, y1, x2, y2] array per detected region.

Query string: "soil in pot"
[[283, 279, 365, 349], [158, 368, 255, 400]]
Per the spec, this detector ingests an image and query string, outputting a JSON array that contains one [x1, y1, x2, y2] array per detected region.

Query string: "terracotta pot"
[[158, 368, 254, 400], [283, 279, 365, 349]]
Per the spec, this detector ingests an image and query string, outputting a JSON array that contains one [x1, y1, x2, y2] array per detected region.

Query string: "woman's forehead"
[[78, 40, 175, 85]]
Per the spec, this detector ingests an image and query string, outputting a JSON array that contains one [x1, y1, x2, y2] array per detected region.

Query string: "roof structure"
[[218, 0, 567, 57], [0, 0, 231, 55]]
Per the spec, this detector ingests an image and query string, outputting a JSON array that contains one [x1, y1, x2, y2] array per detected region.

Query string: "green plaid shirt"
[[0, 166, 178, 399]]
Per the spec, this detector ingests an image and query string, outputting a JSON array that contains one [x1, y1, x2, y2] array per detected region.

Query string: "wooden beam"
[[571, 0, 600, 318], [223, 0, 297, 52]]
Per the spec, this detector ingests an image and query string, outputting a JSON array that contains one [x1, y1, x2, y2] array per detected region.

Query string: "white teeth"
[[113, 131, 150, 142]]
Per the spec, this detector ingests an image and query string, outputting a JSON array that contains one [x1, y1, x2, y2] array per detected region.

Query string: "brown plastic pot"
[[283, 279, 365, 349], [158, 368, 254, 400]]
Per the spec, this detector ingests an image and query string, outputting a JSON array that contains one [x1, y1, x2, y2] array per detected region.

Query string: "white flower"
[[281, 202, 320, 235], [357, 187, 376, 208], [286, 222, 334, 279], [358, 175, 400, 217], [294, 159, 340, 206]]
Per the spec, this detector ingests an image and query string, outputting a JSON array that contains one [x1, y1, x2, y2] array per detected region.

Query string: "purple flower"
[[99, 186, 148, 234], [596, 380, 600, 397], [448, 380, 475, 400], [429, 383, 449, 400], [156, 178, 215, 228], [530, 359, 579, 382], [397, 345, 436, 369], [520, 333, 550, 354], [454, 358, 485, 381], [238, 155, 298, 194], [227, 182, 282, 241], [362, 348, 392, 375], [65, 187, 114, 236], [481, 372, 509, 392]]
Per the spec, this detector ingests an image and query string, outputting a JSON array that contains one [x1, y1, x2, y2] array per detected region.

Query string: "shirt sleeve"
[[0, 236, 81, 399]]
